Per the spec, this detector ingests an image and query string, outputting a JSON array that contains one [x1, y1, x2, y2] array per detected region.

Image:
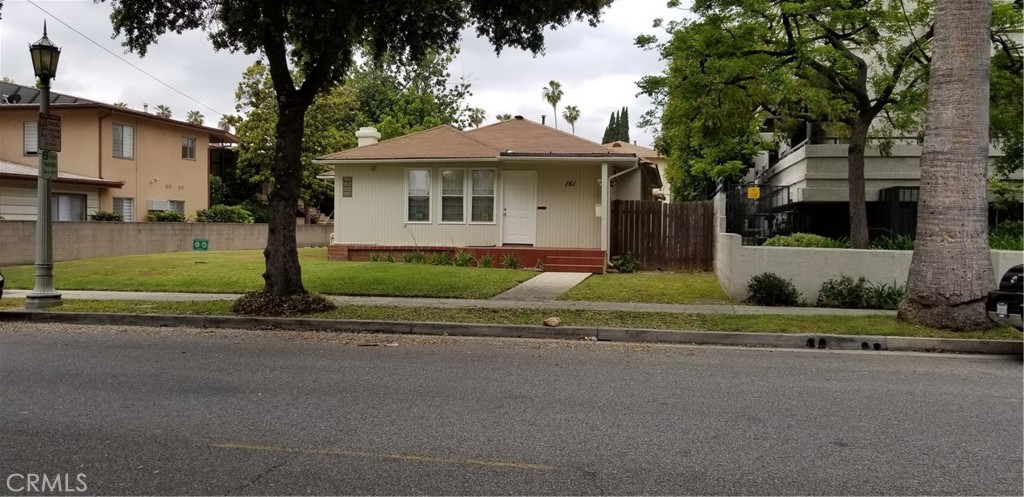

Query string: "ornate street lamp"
[[26, 21, 63, 309]]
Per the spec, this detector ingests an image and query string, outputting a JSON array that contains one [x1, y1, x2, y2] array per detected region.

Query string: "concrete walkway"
[[491, 272, 591, 301], [2, 289, 896, 316]]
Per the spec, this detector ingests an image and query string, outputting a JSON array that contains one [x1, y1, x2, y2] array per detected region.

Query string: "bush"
[[453, 250, 474, 267], [870, 234, 914, 250], [230, 291, 335, 317], [147, 210, 185, 222], [991, 221, 1024, 251], [746, 272, 800, 306], [90, 211, 123, 222], [384, 253, 396, 263], [428, 251, 451, 265], [403, 251, 426, 264], [240, 199, 270, 223], [478, 253, 494, 268], [502, 253, 520, 270], [763, 233, 849, 248], [816, 275, 871, 309], [196, 204, 254, 223], [368, 252, 382, 262], [614, 253, 640, 273], [867, 281, 905, 310]]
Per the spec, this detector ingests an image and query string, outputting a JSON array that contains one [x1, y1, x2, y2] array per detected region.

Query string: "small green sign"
[[41, 151, 58, 180], [192, 238, 209, 251]]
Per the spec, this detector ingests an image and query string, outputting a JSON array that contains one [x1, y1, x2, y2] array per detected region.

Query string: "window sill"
[[468, 221, 497, 225], [404, 221, 432, 225]]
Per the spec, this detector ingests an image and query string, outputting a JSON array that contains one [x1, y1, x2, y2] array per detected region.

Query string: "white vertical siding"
[[333, 160, 606, 248], [0, 181, 101, 221]]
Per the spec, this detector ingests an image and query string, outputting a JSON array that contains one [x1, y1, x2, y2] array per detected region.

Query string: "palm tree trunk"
[[899, 0, 994, 330], [551, 105, 558, 129]]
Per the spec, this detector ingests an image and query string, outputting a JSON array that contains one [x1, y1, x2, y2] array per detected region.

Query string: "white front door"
[[502, 170, 537, 245]]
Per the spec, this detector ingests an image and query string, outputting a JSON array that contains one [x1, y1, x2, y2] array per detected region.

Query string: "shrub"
[[478, 253, 494, 268], [614, 252, 640, 273], [240, 199, 270, 223], [746, 272, 800, 306], [230, 291, 335, 317], [763, 233, 849, 248], [402, 250, 426, 264], [991, 221, 1024, 251], [870, 234, 914, 250], [196, 204, 254, 223], [867, 281, 905, 310], [428, 251, 451, 265], [453, 250, 474, 267], [816, 275, 871, 309], [384, 253, 396, 263], [502, 252, 520, 270], [368, 252, 382, 262], [147, 210, 185, 222], [90, 211, 123, 222]]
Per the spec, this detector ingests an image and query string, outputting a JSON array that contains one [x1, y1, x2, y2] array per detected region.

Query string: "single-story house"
[[315, 116, 662, 273]]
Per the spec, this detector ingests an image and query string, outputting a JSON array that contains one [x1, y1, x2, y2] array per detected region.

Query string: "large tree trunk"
[[899, 0, 994, 330], [262, 100, 307, 297], [847, 118, 870, 249]]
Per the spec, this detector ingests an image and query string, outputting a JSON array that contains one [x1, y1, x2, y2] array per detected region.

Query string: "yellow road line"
[[212, 442, 555, 471]]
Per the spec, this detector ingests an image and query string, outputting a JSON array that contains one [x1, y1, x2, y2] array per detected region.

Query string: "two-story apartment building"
[[0, 82, 235, 221]]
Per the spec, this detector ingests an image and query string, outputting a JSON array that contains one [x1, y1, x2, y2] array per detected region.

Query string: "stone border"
[[1, 311, 1020, 356]]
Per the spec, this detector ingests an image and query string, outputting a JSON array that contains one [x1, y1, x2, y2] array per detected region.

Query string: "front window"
[[441, 169, 465, 223], [113, 123, 135, 159], [50, 194, 86, 221], [24, 121, 38, 155], [471, 169, 495, 223], [113, 197, 134, 222], [181, 136, 196, 160], [169, 200, 185, 214], [407, 169, 430, 222]]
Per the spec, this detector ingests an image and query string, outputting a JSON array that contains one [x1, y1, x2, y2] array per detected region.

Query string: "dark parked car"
[[988, 264, 1023, 331]]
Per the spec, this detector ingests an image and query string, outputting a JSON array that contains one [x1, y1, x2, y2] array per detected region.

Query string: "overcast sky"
[[1, 0, 689, 147]]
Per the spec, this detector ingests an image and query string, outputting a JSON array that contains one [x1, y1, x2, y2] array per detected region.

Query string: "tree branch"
[[870, 24, 935, 116]]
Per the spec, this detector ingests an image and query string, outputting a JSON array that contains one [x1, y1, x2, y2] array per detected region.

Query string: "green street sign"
[[41, 151, 58, 180], [192, 238, 209, 251]]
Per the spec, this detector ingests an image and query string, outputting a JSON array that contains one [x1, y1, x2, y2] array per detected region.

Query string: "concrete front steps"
[[546, 254, 606, 274]]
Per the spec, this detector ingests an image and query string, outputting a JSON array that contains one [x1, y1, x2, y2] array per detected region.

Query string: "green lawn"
[[561, 271, 731, 304], [15, 299, 1020, 340], [0, 249, 535, 299]]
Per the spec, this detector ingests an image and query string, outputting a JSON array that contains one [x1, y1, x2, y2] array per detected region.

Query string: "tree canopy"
[[102, 0, 612, 300], [602, 106, 630, 143]]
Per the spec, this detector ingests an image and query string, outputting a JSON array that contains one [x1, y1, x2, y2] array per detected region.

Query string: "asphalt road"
[[1, 323, 1021, 496]]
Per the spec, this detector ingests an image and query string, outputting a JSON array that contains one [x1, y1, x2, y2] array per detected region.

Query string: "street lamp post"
[[26, 21, 62, 310]]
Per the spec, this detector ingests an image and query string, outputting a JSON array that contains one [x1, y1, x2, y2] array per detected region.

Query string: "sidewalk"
[[2, 289, 896, 316]]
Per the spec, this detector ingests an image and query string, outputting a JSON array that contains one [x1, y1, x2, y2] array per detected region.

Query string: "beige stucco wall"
[[1, 107, 212, 221], [332, 160, 608, 248], [0, 221, 331, 266], [715, 232, 1023, 301], [762, 143, 1011, 202]]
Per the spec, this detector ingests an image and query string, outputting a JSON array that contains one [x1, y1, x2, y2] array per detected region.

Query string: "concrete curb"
[[0, 310, 1020, 355]]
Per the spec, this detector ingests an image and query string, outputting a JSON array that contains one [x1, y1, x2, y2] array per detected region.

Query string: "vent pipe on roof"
[[514, 115, 523, 120], [541, 115, 546, 125], [143, 103, 149, 113], [355, 127, 381, 147]]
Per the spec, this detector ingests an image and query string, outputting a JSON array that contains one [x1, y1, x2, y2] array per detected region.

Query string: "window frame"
[[469, 168, 497, 225], [439, 168, 467, 225], [50, 193, 87, 222], [169, 200, 185, 214], [24, 121, 38, 156], [113, 197, 134, 222], [181, 135, 197, 161], [112, 123, 135, 159], [404, 168, 432, 224]]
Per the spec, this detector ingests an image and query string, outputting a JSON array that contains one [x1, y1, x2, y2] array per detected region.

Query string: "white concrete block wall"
[[715, 232, 1024, 302]]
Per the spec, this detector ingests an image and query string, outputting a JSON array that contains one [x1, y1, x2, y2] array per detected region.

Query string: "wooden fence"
[[610, 200, 714, 271]]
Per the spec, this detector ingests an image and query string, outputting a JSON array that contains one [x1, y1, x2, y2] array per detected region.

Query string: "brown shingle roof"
[[318, 125, 500, 160], [317, 118, 637, 162], [603, 141, 662, 159]]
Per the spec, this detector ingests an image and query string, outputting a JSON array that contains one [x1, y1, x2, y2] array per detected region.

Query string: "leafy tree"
[[154, 104, 172, 118], [562, 105, 580, 134], [468, 107, 486, 128], [900, 0, 1000, 330], [541, 80, 564, 129], [639, 0, 940, 248], [496, 113, 513, 121], [602, 111, 617, 143], [104, 0, 610, 299], [186, 110, 205, 125]]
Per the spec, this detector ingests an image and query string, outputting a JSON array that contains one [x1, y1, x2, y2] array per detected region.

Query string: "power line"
[[25, 0, 228, 118]]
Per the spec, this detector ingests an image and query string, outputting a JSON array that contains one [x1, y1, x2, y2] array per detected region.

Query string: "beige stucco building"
[[316, 118, 661, 273], [0, 82, 234, 222]]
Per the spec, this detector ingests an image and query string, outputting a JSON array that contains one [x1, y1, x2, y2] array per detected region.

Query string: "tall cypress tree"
[[619, 106, 630, 142], [602, 111, 617, 143]]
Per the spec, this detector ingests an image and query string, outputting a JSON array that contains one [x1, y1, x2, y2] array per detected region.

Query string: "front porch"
[[327, 244, 606, 274]]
